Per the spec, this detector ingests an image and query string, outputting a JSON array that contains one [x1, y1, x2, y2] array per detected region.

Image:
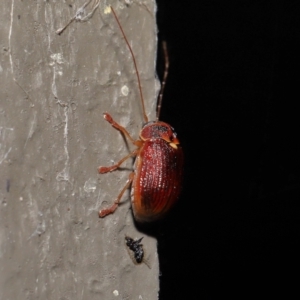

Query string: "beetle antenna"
[[110, 6, 148, 123], [156, 41, 169, 121]]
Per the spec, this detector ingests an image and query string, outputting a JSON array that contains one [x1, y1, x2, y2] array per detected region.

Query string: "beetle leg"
[[99, 172, 134, 218], [103, 113, 143, 147], [98, 148, 139, 173]]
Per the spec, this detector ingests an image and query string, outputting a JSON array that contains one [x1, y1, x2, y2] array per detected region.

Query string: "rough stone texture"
[[0, 1, 159, 299]]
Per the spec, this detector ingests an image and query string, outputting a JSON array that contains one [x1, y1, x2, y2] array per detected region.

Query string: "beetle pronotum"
[[98, 6, 184, 223]]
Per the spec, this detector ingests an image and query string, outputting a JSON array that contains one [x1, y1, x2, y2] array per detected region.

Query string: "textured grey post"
[[0, 1, 159, 299]]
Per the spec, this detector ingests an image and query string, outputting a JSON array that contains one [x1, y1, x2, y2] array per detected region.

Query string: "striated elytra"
[[131, 122, 184, 222]]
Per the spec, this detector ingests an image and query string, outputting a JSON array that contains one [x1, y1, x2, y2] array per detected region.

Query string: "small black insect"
[[125, 236, 144, 264]]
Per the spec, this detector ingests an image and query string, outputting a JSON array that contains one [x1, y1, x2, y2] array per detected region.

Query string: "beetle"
[[98, 6, 184, 222]]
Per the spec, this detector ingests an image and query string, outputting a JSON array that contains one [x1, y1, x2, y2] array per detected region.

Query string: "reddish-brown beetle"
[[98, 6, 184, 222]]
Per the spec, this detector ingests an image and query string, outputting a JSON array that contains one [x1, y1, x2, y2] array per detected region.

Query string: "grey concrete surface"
[[0, 1, 159, 299]]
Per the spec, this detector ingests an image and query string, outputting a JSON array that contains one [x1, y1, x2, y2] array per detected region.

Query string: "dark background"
[[153, 0, 300, 298]]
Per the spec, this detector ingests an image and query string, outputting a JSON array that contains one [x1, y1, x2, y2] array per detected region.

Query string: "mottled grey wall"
[[0, 1, 159, 299]]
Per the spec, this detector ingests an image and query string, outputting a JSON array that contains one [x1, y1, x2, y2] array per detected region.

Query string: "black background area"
[[154, 1, 300, 298]]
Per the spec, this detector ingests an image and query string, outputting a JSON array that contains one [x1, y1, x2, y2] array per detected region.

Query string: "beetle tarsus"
[[103, 112, 112, 122], [99, 203, 118, 218]]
